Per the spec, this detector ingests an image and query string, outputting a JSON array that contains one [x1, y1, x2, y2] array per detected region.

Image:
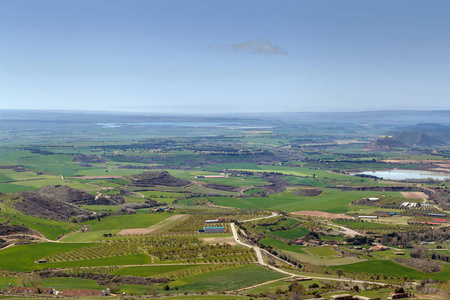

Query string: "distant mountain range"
[[393, 131, 447, 147], [365, 137, 408, 151], [367, 128, 448, 151], [1, 109, 450, 126]]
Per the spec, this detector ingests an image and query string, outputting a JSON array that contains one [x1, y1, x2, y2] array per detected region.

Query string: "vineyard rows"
[[45, 236, 255, 264]]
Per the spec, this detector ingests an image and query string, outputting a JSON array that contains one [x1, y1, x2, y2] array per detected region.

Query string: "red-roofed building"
[[434, 218, 447, 223], [370, 245, 386, 251]]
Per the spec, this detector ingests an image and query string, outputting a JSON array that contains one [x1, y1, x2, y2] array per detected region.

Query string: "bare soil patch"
[[292, 188, 322, 197], [401, 192, 427, 200], [291, 210, 353, 219], [117, 214, 187, 236]]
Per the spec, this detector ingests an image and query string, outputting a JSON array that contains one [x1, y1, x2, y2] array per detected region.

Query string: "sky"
[[1, 0, 450, 114]]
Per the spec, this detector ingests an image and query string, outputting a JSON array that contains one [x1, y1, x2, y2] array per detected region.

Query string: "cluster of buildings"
[[400, 202, 431, 209], [198, 219, 226, 233]]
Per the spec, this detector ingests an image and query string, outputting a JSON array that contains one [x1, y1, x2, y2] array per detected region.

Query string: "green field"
[[168, 264, 285, 292], [42, 277, 105, 290], [333, 260, 450, 281], [88, 212, 173, 231], [0, 211, 74, 240], [203, 188, 399, 213], [269, 226, 310, 240], [285, 250, 363, 266], [0, 242, 92, 271], [260, 237, 307, 254]]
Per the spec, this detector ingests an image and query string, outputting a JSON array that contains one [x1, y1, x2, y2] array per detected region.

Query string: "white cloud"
[[232, 39, 288, 55], [208, 39, 288, 56]]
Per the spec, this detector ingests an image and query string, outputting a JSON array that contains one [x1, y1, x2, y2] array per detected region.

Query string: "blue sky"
[[1, 1, 449, 113]]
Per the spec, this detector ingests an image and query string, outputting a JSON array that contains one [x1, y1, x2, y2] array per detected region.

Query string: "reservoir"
[[355, 170, 450, 181]]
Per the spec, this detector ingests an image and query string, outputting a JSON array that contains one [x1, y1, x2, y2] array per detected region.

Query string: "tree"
[[288, 281, 305, 300], [440, 281, 450, 300], [17, 273, 42, 287]]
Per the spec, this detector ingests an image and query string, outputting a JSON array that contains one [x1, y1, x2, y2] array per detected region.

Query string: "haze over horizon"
[[1, 1, 450, 114]]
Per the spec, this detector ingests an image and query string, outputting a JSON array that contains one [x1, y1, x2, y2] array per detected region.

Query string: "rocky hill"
[[393, 131, 447, 147], [37, 185, 96, 204], [365, 137, 408, 151], [15, 186, 94, 221], [128, 171, 190, 187]]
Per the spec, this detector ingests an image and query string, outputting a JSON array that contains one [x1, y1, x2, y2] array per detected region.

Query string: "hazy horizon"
[[2, 1, 450, 113]]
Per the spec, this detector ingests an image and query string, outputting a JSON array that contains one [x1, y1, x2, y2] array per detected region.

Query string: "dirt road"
[[230, 222, 389, 286]]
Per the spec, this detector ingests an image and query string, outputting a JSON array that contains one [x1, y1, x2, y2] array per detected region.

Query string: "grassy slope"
[[169, 264, 285, 292], [88, 212, 173, 231], [0, 243, 91, 271], [260, 237, 307, 254], [269, 226, 310, 240], [333, 260, 450, 281], [204, 189, 400, 213]]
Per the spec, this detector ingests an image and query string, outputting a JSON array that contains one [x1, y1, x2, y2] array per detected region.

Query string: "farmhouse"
[[370, 245, 385, 251]]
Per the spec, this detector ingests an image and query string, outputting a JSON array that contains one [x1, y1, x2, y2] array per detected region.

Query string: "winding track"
[[230, 219, 390, 287]]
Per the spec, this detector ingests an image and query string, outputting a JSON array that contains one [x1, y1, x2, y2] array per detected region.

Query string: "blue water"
[[355, 169, 450, 181]]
